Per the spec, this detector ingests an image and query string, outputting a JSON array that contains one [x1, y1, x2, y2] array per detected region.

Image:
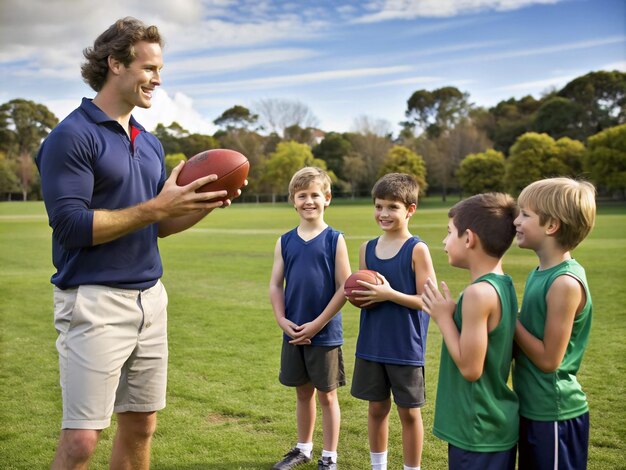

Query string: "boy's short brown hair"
[[449, 193, 518, 258], [288, 167, 332, 202], [371, 173, 419, 207], [517, 177, 596, 251]]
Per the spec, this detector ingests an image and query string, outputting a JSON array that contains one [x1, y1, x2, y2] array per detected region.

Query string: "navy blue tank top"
[[281, 226, 343, 346], [355, 236, 429, 365]]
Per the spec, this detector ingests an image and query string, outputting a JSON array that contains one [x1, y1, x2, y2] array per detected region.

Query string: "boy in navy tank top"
[[349, 173, 436, 470], [422, 193, 520, 470], [269, 167, 352, 470]]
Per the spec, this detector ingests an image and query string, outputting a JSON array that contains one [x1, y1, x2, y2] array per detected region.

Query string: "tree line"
[[1, 70, 624, 202]]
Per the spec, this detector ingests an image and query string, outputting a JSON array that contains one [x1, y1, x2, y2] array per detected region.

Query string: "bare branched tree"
[[351, 115, 393, 137], [252, 98, 319, 136]]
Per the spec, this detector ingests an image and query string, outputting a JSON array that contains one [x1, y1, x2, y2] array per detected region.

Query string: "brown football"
[[344, 269, 382, 309], [176, 149, 249, 202]]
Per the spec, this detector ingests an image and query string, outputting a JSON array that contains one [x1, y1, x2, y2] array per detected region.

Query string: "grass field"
[[1, 199, 625, 469]]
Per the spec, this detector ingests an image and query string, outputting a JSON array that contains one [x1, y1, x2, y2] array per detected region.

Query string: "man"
[[36, 17, 238, 469]]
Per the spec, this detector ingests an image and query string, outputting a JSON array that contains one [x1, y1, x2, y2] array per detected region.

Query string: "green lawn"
[[1, 200, 624, 469]]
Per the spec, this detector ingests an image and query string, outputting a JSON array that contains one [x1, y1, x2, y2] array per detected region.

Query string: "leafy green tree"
[[457, 149, 506, 195], [153, 122, 185, 155], [549, 137, 585, 177], [442, 120, 492, 197], [213, 105, 259, 131], [404, 86, 471, 138], [410, 120, 490, 200], [0, 99, 58, 199], [283, 124, 315, 146], [505, 133, 556, 194], [215, 129, 267, 195], [261, 132, 282, 156], [154, 122, 218, 159], [0, 152, 20, 199], [341, 152, 368, 198], [505, 132, 585, 194], [402, 88, 481, 200], [164, 153, 187, 177], [312, 132, 353, 180], [412, 136, 440, 193], [345, 132, 393, 190], [533, 96, 585, 140], [481, 72, 626, 150], [17, 153, 39, 200], [558, 70, 626, 137], [178, 133, 218, 158], [0, 99, 58, 155], [262, 141, 329, 201], [584, 123, 626, 196], [378, 145, 427, 195], [482, 95, 542, 153]]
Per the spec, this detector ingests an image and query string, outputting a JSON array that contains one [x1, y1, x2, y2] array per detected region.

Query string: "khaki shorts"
[[279, 341, 346, 392], [351, 357, 426, 408], [53, 281, 168, 430]]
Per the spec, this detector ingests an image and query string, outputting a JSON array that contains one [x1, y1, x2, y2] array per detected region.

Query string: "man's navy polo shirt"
[[37, 98, 166, 290]]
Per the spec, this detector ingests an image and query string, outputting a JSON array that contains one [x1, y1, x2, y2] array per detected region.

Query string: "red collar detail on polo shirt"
[[131, 125, 141, 144]]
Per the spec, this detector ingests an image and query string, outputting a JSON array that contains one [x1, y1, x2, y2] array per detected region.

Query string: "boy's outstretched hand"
[[422, 278, 456, 323]]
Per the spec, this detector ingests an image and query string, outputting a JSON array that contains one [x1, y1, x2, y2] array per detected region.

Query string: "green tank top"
[[433, 273, 519, 452], [512, 259, 592, 421]]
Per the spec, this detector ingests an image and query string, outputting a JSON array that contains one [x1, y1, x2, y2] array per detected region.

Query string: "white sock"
[[404, 466, 420, 470], [296, 442, 313, 458], [322, 450, 337, 463], [371, 450, 388, 470]]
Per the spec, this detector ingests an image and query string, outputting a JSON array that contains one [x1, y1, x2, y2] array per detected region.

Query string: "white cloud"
[[175, 65, 414, 94], [496, 74, 578, 92], [0, 44, 36, 63], [132, 88, 216, 134], [600, 61, 626, 72], [0, 0, 199, 54], [355, 0, 561, 22], [163, 17, 326, 53], [497, 61, 626, 93], [0, 0, 623, 136], [336, 4, 359, 16], [390, 36, 626, 73], [41, 89, 216, 135], [474, 36, 626, 62], [414, 40, 506, 56], [41, 99, 84, 124], [0, 0, 330, 54], [347, 75, 442, 90], [0, 0, 329, 90], [166, 48, 319, 79]]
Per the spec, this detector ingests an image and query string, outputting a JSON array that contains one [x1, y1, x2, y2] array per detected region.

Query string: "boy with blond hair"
[[269, 167, 351, 470], [513, 177, 596, 470], [422, 193, 520, 469], [349, 173, 436, 470]]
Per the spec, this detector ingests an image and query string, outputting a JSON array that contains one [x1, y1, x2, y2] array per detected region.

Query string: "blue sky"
[[0, 0, 624, 136]]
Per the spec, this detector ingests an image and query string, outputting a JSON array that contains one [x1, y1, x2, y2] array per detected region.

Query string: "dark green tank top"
[[512, 259, 592, 421], [433, 273, 519, 451]]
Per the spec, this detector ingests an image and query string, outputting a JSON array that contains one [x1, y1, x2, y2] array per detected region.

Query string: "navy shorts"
[[518, 412, 589, 470], [448, 444, 516, 470]]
